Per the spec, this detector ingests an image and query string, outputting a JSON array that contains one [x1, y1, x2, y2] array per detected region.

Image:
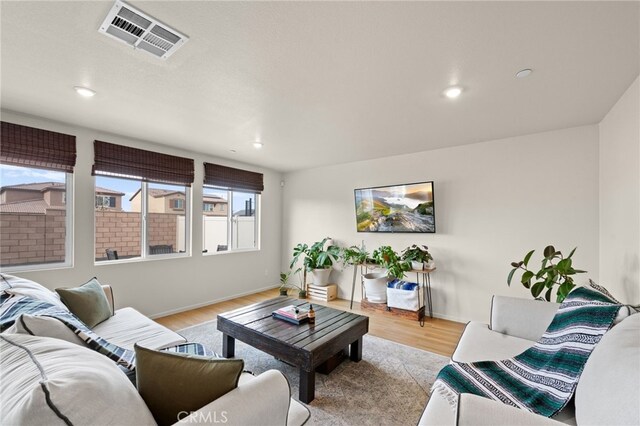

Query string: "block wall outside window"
[[0, 165, 72, 269], [94, 177, 189, 261]]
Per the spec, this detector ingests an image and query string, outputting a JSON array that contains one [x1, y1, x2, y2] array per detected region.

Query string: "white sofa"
[[419, 296, 640, 426], [0, 274, 310, 426]]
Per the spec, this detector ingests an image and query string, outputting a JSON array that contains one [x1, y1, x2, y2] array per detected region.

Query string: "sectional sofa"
[[0, 274, 310, 426], [419, 295, 640, 426]]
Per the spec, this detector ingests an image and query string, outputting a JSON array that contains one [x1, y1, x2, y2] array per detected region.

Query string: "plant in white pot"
[[290, 238, 341, 287], [364, 246, 410, 303], [401, 244, 433, 270]]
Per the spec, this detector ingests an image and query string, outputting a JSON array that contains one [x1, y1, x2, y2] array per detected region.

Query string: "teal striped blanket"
[[433, 283, 623, 417]]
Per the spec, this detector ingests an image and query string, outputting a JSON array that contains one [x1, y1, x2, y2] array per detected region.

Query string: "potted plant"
[[362, 246, 410, 303], [290, 238, 341, 286], [401, 244, 433, 270], [279, 271, 291, 296], [507, 245, 587, 303], [342, 244, 369, 267], [286, 267, 306, 298], [373, 245, 410, 280]]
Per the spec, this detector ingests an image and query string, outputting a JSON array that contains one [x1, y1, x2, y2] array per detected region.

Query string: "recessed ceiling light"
[[74, 86, 96, 98], [444, 86, 462, 99], [516, 69, 533, 78], [253, 142, 263, 149]]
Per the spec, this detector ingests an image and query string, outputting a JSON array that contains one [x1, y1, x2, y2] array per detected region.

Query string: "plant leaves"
[[556, 281, 576, 303], [557, 258, 571, 273], [544, 287, 553, 302], [531, 281, 546, 298], [510, 262, 520, 268], [523, 250, 535, 267], [507, 268, 517, 286], [543, 245, 556, 258], [521, 270, 534, 285], [567, 247, 577, 259]]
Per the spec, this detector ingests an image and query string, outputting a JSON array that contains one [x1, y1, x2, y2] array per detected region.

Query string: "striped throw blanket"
[[432, 283, 623, 417], [0, 295, 212, 371]]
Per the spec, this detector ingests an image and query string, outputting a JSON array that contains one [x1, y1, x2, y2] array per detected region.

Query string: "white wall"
[[1, 110, 283, 318], [282, 125, 600, 323], [599, 76, 640, 304]]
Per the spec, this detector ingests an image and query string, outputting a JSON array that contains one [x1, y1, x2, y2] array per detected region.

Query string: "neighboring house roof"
[[0, 199, 65, 214], [95, 186, 125, 196], [129, 188, 185, 201], [203, 195, 227, 204], [0, 182, 65, 194]]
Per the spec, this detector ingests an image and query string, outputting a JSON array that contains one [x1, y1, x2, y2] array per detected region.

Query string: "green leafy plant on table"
[[401, 244, 433, 267], [507, 245, 586, 303], [372, 245, 410, 279]]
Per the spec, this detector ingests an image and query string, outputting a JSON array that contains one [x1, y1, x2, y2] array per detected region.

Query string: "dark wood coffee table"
[[217, 296, 369, 403]]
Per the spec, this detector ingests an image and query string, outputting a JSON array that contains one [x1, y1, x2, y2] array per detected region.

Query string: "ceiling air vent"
[[98, 0, 188, 60]]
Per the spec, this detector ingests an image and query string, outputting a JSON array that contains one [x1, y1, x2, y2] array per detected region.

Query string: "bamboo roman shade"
[[204, 163, 264, 193], [92, 141, 194, 186], [1, 121, 76, 173]]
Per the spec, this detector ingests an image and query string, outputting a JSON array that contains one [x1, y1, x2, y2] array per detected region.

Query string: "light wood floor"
[[155, 289, 466, 357]]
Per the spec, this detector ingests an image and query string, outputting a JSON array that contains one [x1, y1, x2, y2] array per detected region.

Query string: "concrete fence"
[[0, 210, 66, 267]]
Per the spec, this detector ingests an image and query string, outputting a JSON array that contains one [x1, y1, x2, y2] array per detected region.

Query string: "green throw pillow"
[[134, 344, 244, 426], [55, 278, 111, 328]]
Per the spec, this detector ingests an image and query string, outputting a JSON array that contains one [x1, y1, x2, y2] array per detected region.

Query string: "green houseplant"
[[290, 238, 341, 286], [401, 244, 433, 270], [507, 245, 586, 303], [373, 246, 410, 280], [281, 267, 306, 298], [342, 244, 369, 267], [362, 246, 410, 303], [279, 271, 292, 296]]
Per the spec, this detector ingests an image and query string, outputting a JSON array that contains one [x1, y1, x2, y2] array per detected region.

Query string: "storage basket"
[[386, 279, 423, 312]]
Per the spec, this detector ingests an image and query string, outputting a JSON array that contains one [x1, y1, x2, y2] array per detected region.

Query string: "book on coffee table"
[[272, 312, 309, 325], [272, 305, 309, 324]]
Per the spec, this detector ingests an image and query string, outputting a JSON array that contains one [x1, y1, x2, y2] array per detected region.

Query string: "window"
[[170, 198, 184, 210], [0, 121, 76, 271], [95, 195, 116, 209], [93, 141, 194, 263], [202, 163, 263, 254]]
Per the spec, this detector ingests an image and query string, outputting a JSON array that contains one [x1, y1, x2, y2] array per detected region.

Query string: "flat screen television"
[[354, 181, 435, 233]]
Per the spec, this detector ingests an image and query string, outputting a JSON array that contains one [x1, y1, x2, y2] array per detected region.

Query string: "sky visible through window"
[[1, 165, 254, 213], [0, 164, 65, 186]]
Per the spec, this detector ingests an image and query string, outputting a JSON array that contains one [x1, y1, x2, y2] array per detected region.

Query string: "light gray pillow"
[[0, 333, 156, 426], [55, 277, 112, 328], [15, 314, 86, 346], [575, 313, 640, 425]]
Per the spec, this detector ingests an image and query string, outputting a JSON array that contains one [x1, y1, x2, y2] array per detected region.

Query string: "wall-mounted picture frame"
[[354, 181, 435, 233]]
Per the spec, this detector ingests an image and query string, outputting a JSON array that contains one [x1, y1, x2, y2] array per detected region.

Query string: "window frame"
[[94, 178, 191, 265], [202, 186, 260, 255], [0, 169, 74, 273]]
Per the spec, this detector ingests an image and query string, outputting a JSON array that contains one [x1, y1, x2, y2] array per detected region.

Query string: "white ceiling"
[[1, 1, 638, 172]]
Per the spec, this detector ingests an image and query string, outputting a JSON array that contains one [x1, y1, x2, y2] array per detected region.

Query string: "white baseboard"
[[149, 284, 280, 319]]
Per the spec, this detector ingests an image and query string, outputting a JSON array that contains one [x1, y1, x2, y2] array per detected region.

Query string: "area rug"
[[179, 320, 448, 426]]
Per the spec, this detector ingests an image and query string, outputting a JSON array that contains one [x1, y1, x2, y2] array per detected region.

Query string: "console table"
[[349, 264, 436, 322]]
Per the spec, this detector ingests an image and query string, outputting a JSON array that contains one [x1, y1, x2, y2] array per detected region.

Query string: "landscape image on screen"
[[354, 181, 435, 233]]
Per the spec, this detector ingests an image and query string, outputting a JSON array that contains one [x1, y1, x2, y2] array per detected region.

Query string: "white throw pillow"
[[575, 313, 640, 425], [0, 333, 156, 426], [0, 274, 68, 310], [14, 314, 86, 346]]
